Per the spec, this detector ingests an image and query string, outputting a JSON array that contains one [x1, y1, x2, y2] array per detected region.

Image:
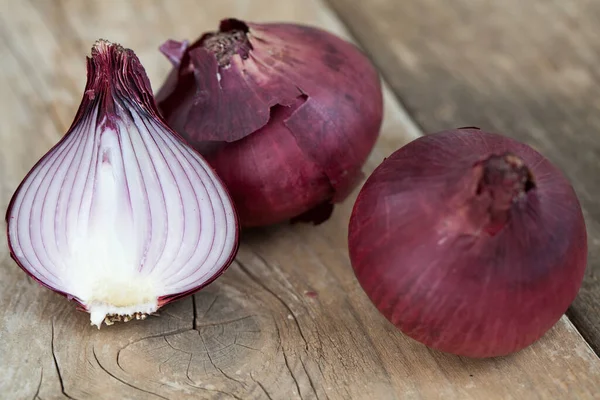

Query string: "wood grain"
[[0, 0, 599, 399], [325, 0, 600, 354]]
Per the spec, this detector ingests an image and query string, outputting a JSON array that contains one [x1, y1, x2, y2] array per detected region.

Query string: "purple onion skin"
[[348, 128, 587, 358], [156, 19, 383, 227]]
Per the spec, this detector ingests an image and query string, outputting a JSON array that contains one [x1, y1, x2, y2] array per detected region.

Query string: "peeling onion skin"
[[348, 128, 587, 358], [156, 19, 384, 227], [5, 40, 239, 327]]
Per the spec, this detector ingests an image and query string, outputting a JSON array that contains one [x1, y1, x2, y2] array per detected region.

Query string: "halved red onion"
[[5, 40, 239, 327]]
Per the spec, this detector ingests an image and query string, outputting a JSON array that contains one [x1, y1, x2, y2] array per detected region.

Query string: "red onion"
[[5, 40, 239, 327], [156, 19, 383, 227], [348, 128, 587, 357]]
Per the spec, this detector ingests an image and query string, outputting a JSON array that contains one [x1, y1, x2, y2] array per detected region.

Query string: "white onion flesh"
[[6, 41, 238, 327]]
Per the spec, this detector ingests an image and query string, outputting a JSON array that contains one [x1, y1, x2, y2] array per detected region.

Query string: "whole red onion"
[[348, 128, 587, 358], [156, 19, 383, 227]]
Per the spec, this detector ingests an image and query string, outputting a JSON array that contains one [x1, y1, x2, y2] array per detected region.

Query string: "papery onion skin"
[[5, 40, 239, 327], [156, 19, 384, 227], [348, 128, 587, 358]]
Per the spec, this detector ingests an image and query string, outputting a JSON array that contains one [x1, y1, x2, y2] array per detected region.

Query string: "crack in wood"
[[253, 251, 300, 300], [157, 353, 176, 374], [111, 304, 196, 378], [345, 300, 395, 385], [236, 259, 310, 351], [212, 336, 236, 354], [185, 353, 194, 384], [233, 337, 260, 352], [283, 351, 302, 399], [92, 346, 169, 400], [250, 373, 274, 400], [312, 353, 329, 400], [51, 321, 76, 400], [198, 294, 219, 322], [116, 327, 194, 369], [163, 336, 193, 355], [192, 294, 198, 329], [184, 381, 245, 400], [197, 315, 258, 329], [272, 320, 283, 354], [158, 311, 187, 322], [300, 358, 320, 400], [32, 368, 43, 400], [198, 329, 248, 388]]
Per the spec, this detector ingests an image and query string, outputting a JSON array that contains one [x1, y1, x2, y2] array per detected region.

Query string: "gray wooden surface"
[[1, 0, 599, 399]]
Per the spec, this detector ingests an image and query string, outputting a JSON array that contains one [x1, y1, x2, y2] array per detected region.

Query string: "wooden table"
[[1, 1, 599, 398]]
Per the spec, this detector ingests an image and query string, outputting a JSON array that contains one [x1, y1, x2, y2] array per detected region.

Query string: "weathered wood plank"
[[0, 0, 599, 399], [326, 0, 600, 354]]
